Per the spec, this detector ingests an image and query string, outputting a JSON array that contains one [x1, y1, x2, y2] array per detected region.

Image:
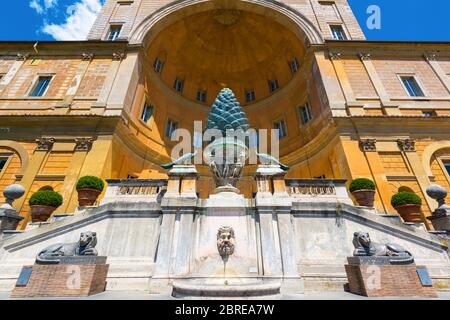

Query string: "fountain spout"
[[217, 226, 236, 279]]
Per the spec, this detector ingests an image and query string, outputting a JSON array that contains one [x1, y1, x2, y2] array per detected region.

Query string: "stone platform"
[[345, 258, 438, 297], [11, 257, 109, 298]]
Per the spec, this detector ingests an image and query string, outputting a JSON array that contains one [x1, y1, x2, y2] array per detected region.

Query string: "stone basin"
[[172, 279, 281, 298]]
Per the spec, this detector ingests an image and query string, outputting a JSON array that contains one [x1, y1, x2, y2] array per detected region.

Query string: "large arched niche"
[[129, 0, 324, 48]]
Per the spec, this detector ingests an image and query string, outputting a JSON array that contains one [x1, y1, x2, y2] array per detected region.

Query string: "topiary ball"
[[391, 192, 422, 207], [76, 176, 105, 191], [29, 190, 63, 207], [349, 178, 376, 193]]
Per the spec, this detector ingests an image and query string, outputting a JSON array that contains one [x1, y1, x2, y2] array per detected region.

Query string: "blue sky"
[[0, 0, 449, 41]]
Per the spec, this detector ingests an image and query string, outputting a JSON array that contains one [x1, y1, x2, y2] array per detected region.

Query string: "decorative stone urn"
[[426, 184, 450, 231], [77, 189, 102, 206], [352, 190, 375, 207], [204, 136, 248, 194], [394, 205, 423, 223], [0, 184, 25, 231]]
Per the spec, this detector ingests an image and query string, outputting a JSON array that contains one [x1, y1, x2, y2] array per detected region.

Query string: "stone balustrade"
[[100, 179, 168, 205], [285, 179, 353, 204]]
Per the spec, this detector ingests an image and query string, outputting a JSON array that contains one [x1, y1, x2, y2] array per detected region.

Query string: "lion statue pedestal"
[[11, 232, 109, 298], [344, 232, 437, 298]]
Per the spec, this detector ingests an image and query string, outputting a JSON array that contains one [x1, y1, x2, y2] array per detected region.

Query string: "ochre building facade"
[[1, 0, 450, 230]]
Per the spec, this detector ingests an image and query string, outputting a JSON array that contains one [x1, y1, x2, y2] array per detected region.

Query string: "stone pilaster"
[[358, 52, 400, 115], [15, 138, 55, 228]]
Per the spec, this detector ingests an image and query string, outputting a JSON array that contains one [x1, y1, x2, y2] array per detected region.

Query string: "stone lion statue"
[[352, 231, 414, 264], [217, 226, 235, 260], [36, 231, 98, 264]]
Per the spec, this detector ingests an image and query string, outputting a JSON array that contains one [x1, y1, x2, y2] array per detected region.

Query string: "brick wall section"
[[76, 59, 111, 98], [0, 57, 15, 74], [2, 58, 80, 98], [11, 264, 109, 298], [438, 58, 450, 75], [379, 152, 410, 174], [40, 152, 73, 175], [345, 264, 437, 297], [371, 57, 449, 98], [341, 58, 377, 97]]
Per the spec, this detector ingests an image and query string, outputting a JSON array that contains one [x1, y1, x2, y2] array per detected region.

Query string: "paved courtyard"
[[1, 290, 450, 300]]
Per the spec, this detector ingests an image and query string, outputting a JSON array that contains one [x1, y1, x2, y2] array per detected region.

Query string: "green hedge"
[[29, 190, 63, 207], [391, 192, 422, 207], [349, 178, 375, 193], [76, 176, 105, 191]]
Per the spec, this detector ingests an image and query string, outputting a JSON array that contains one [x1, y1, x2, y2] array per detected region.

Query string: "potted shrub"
[[349, 178, 376, 207], [29, 190, 63, 222], [76, 176, 105, 206], [391, 192, 423, 223]]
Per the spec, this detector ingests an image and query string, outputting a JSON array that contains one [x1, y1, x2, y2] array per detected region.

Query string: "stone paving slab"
[[1, 290, 450, 300]]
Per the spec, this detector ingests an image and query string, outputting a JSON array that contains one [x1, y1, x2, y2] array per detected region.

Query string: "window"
[[444, 161, 450, 177], [165, 119, 179, 139], [273, 119, 288, 139], [30, 76, 52, 97], [289, 58, 299, 74], [107, 25, 122, 41], [141, 102, 154, 123], [330, 25, 347, 40], [197, 90, 207, 103], [0, 157, 7, 172], [245, 90, 255, 103], [422, 110, 436, 117], [268, 79, 279, 93], [153, 57, 164, 73], [401, 76, 425, 97], [174, 78, 184, 93], [299, 102, 313, 125]]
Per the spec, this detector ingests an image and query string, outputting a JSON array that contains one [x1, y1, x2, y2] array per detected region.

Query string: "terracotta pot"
[[351, 189, 375, 207], [394, 204, 423, 223], [31, 205, 57, 222], [77, 188, 101, 206]]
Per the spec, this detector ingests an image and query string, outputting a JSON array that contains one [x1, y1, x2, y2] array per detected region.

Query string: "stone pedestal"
[[345, 257, 437, 297], [0, 208, 23, 232], [11, 256, 109, 298], [427, 209, 450, 233], [165, 165, 198, 199]]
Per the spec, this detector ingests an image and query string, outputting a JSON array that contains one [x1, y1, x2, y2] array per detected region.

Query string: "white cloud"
[[42, 0, 103, 40], [30, 0, 58, 14], [30, 0, 44, 14]]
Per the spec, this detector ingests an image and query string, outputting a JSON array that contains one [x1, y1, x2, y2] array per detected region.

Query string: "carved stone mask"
[[217, 226, 235, 258]]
